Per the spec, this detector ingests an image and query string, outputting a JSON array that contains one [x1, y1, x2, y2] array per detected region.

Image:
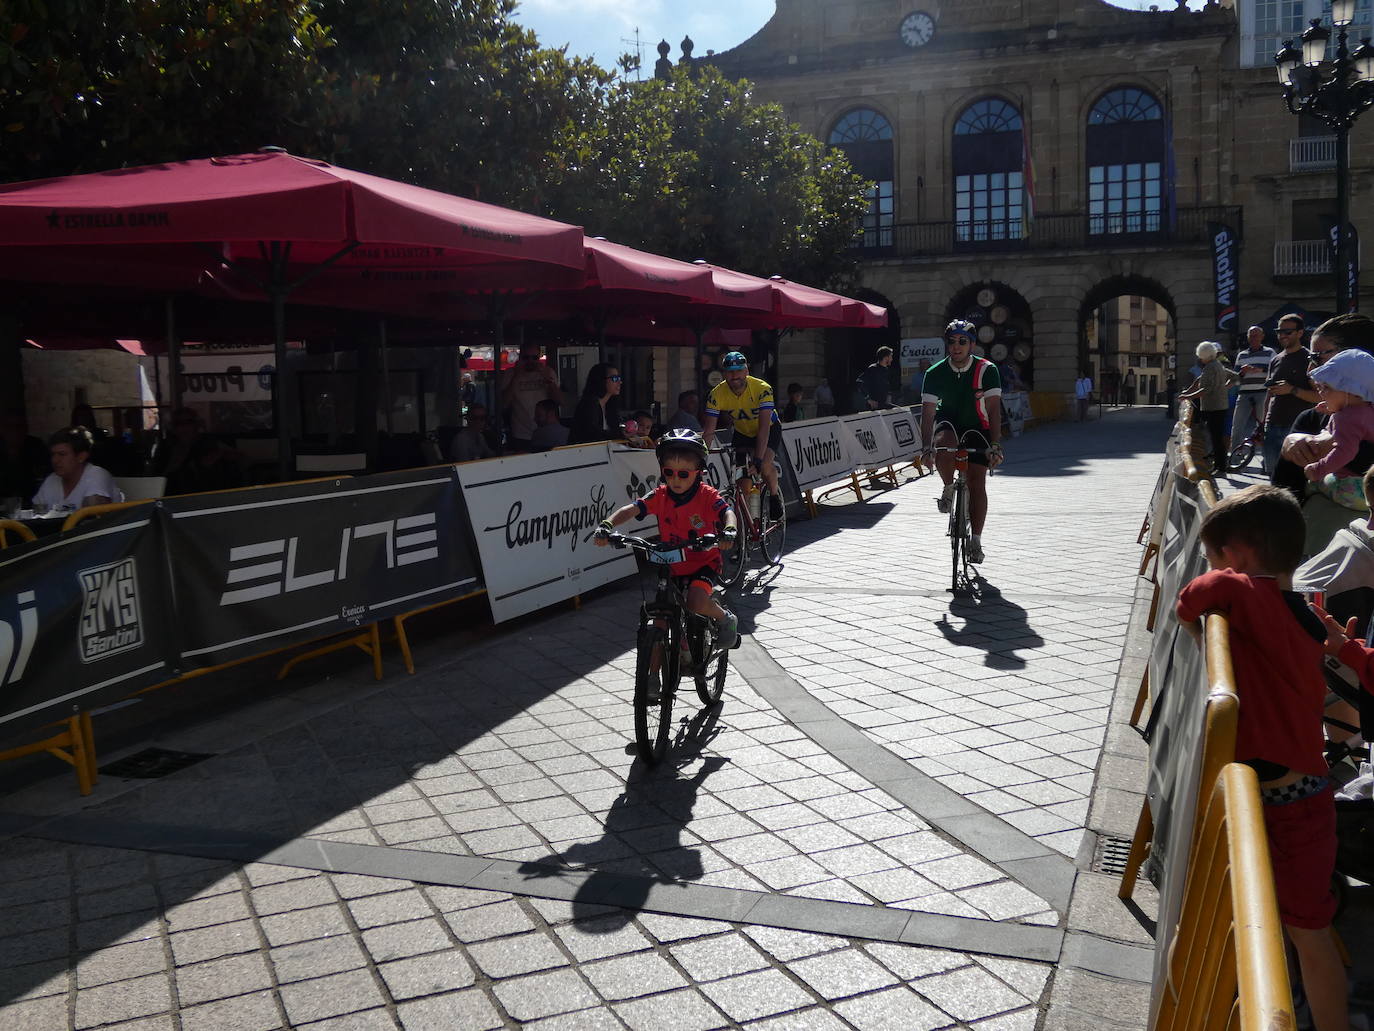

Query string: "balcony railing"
[[1273, 238, 1360, 276], [1289, 135, 1340, 172], [854, 206, 1242, 259]]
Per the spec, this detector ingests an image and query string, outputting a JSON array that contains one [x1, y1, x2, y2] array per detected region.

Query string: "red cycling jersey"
[[635, 481, 729, 577]]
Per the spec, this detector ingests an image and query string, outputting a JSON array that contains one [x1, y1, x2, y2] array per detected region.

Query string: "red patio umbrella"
[[0, 149, 587, 473]]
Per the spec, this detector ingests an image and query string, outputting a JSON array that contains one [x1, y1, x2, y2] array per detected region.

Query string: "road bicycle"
[[595, 530, 732, 765], [928, 427, 991, 595], [717, 451, 786, 588], [1227, 414, 1265, 472]]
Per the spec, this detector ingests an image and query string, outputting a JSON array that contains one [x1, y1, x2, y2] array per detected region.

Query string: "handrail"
[[0, 519, 37, 548]]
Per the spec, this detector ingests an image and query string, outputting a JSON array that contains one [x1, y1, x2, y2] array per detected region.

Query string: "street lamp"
[[1277, 14, 1374, 313]]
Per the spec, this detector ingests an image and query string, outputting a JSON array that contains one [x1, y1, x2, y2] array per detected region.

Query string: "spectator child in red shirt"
[[1175, 484, 1352, 1031], [595, 429, 739, 655]]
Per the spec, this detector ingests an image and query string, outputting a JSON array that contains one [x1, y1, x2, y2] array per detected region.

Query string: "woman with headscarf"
[[1178, 341, 1238, 476]]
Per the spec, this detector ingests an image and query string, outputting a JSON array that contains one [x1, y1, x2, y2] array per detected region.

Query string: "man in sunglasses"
[[1275, 314, 1374, 520], [1263, 313, 1317, 479]]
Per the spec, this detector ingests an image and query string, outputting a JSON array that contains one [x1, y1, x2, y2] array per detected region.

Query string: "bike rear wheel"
[[719, 494, 749, 588], [693, 619, 728, 705], [1228, 439, 1255, 471], [633, 623, 677, 764], [758, 485, 786, 566]]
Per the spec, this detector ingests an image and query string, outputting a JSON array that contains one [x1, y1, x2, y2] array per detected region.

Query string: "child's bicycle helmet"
[[655, 428, 709, 466]]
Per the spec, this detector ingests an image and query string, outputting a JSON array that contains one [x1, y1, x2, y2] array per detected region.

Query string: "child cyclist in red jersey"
[[594, 430, 739, 661]]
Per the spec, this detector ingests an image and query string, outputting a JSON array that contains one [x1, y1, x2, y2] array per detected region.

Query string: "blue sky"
[[512, 1, 1208, 70]]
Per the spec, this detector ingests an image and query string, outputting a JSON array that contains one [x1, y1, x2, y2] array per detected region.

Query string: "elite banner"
[[0, 505, 174, 742], [783, 417, 857, 493], [162, 467, 480, 668], [840, 411, 896, 469], [458, 445, 634, 623], [1207, 221, 1240, 334]]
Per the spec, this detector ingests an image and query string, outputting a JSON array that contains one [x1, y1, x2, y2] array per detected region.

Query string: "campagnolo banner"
[[840, 412, 896, 469], [162, 466, 480, 667], [783, 417, 856, 493], [458, 444, 635, 623], [0, 504, 173, 742], [882, 408, 922, 462]]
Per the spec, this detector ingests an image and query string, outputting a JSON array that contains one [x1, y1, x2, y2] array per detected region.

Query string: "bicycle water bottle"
[[746, 481, 761, 520]]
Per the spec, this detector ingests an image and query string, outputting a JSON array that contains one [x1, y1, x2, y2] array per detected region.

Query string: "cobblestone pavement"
[[0, 409, 1170, 1029]]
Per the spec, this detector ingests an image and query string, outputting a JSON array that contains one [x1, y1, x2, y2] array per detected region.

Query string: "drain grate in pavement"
[[100, 748, 215, 779], [1093, 834, 1134, 876]]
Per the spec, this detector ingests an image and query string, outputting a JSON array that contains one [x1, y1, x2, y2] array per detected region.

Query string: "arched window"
[[952, 98, 1026, 245], [1086, 87, 1168, 237], [830, 109, 894, 249]]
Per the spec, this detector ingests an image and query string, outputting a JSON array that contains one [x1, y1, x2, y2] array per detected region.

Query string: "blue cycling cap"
[[721, 351, 749, 371]]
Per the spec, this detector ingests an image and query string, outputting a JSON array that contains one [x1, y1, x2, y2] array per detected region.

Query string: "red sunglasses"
[[661, 467, 698, 480]]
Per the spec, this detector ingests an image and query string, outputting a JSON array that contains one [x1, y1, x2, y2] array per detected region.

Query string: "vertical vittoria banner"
[[1331, 223, 1360, 313], [1208, 221, 1240, 335]]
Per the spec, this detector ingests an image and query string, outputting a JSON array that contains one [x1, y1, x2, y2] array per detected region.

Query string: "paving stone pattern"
[[0, 410, 1168, 1028]]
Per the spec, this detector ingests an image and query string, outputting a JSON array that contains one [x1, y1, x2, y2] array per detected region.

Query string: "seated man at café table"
[[33, 427, 125, 510], [529, 399, 570, 452], [449, 404, 494, 463]]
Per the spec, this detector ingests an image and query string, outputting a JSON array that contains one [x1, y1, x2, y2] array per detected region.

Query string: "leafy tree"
[[543, 65, 869, 288]]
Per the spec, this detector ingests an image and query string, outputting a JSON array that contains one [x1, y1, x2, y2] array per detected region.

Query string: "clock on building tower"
[[900, 11, 936, 48]]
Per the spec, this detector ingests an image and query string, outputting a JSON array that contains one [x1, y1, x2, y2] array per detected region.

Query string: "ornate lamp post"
[[1276, 0, 1374, 312]]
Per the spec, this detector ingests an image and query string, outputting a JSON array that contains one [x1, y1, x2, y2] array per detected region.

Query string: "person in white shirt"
[[449, 405, 495, 463], [33, 427, 124, 510], [499, 344, 561, 451]]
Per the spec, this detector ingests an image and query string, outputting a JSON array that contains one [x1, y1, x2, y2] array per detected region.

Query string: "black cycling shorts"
[[732, 423, 781, 461]]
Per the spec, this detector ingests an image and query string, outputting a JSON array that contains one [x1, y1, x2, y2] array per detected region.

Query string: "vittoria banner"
[[0, 505, 172, 741], [458, 445, 634, 623], [1208, 221, 1240, 334], [161, 467, 480, 667], [783, 417, 858, 493]]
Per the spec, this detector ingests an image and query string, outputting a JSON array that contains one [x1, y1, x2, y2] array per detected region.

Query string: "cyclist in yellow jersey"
[[702, 352, 785, 519]]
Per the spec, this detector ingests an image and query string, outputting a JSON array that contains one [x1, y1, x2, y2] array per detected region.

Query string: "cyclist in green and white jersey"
[[920, 320, 1005, 564]]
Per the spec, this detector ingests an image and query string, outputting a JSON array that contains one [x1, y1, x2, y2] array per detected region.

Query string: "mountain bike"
[[595, 530, 731, 765], [929, 428, 991, 595], [717, 451, 786, 588]]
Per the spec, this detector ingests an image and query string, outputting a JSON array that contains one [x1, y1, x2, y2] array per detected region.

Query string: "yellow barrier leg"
[[804, 490, 817, 519], [1139, 541, 1159, 577], [79, 711, 98, 792], [1137, 513, 1150, 544], [367, 623, 383, 681], [1146, 581, 1162, 632], [68, 715, 94, 796], [850, 472, 865, 503], [393, 615, 417, 675], [1129, 668, 1150, 729], [1118, 798, 1154, 899]]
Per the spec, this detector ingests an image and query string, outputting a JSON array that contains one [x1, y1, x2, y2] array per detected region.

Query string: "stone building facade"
[[708, 0, 1374, 411]]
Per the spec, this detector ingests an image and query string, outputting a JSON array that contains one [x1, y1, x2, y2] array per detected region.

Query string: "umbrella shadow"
[[516, 703, 729, 930], [937, 581, 1043, 670]]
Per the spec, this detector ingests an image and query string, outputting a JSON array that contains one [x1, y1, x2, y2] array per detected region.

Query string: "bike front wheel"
[[1228, 439, 1255, 471], [634, 623, 678, 764], [693, 619, 728, 705], [949, 481, 967, 592], [758, 485, 786, 566]]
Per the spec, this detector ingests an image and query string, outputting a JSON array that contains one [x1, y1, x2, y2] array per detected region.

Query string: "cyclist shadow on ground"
[[937, 582, 1043, 671], [729, 563, 784, 635], [515, 704, 729, 930]]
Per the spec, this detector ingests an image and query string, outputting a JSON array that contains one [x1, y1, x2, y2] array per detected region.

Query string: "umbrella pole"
[[165, 297, 182, 417], [379, 318, 393, 436], [694, 326, 705, 401], [272, 287, 290, 480]]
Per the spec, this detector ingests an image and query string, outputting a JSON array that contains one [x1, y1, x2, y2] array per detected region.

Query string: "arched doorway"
[[1079, 275, 1177, 405], [942, 281, 1034, 390], [823, 289, 899, 414]]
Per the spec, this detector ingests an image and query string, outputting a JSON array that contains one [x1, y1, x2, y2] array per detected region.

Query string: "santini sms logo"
[[79, 559, 143, 662]]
